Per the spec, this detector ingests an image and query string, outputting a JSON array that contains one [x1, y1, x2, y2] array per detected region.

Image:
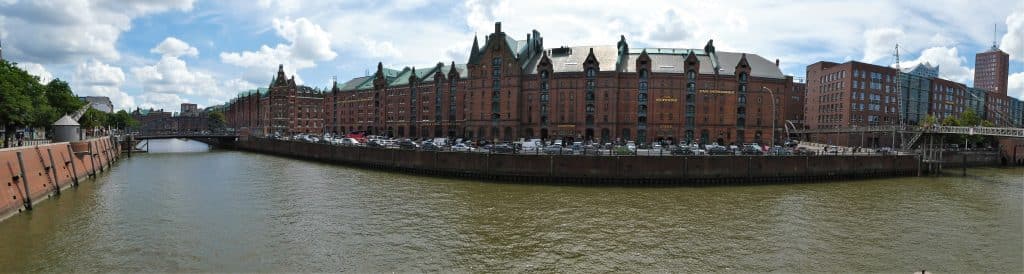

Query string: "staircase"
[[901, 131, 923, 150]]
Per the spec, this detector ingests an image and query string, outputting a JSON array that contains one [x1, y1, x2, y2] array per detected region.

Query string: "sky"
[[1, 0, 1022, 113]]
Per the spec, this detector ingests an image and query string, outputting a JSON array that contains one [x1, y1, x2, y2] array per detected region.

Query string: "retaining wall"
[[0, 137, 120, 220], [236, 139, 930, 184]]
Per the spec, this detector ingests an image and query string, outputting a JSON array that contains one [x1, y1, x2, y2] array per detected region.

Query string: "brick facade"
[[300, 22, 793, 145]]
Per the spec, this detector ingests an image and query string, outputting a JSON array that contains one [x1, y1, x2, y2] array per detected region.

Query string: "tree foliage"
[[1, 60, 43, 146], [45, 79, 86, 117], [208, 110, 226, 130], [78, 108, 107, 129], [104, 110, 138, 129], [940, 109, 996, 147]]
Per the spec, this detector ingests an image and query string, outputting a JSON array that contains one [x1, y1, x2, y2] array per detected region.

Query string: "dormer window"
[[541, 70, 549, 79], [687, 70, 696, 81], [640, 69, 649, 80], [739, 72, 748, 83], [586, 68, 596, 77]]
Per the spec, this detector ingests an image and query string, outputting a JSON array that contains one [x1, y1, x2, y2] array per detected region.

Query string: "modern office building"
[[899, 71, 931, 125], [974, 45, 1009, 96]]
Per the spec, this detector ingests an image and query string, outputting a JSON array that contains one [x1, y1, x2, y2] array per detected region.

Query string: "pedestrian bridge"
[[790, 125, 1024, 138], [133, 131, 239, 141]]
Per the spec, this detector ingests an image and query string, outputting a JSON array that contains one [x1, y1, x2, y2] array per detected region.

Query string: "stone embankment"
[[0, 137, 120, 220], [236, 138, 948, 184]]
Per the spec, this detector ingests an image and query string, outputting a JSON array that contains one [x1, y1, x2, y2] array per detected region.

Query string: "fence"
[[2, 139, 52, 149]]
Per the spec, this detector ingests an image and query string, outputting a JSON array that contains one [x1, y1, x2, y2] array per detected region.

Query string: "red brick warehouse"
[[227, 22, 796, 145]]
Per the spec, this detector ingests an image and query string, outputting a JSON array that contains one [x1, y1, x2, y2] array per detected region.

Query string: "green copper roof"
[[337, 76, 373, 91]]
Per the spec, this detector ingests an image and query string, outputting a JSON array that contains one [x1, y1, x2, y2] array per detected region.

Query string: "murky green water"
[[0, 139, 1021, 272]]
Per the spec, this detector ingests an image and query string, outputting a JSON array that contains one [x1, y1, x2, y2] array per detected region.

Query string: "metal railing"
[[2, 139, 52, 148], [791, 125, 1024, 138]]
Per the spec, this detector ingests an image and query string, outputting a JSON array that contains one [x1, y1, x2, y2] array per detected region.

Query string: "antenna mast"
[[893, 43, 903, 150], [993, 23, 998, 48], [895, 43, 903, 129]]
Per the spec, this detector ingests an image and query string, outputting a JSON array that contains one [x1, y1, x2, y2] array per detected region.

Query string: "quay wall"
[[0, 137, 120, 221], [236, 138, 929, 184]]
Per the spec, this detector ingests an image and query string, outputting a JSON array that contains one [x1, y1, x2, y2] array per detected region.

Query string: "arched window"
[[541, 70, 549, 79], [687, 70, 696, 81], [640, 69, 649, 80], [739, 72, 748, 83], [586, 68, 597, 77], [586, 104, 595, 112]]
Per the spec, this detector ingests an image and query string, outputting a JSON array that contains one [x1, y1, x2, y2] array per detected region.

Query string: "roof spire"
[[468, 35, 482, 64]]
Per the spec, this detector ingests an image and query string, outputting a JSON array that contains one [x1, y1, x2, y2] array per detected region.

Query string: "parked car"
[[452, 143, 473, 152], [544, 145, 565, 155], [625, 141, 637, 152], [741, 145, 764, 155], [670, 146, 694, 156], [708, 146, 731, 155], [421, 142, 441, 151], [367, 140, 384, 148], [398, 139, 419, 150], [768, 146, 791, 156], [491, 144, 516, 154], [876, 147, 894, 155], [823, 145, 840, 154], [340, 138, 360, 146], [793, 147, 815, 156]]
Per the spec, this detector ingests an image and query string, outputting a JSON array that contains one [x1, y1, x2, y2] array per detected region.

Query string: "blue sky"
[[1, 0, 1022, 113]]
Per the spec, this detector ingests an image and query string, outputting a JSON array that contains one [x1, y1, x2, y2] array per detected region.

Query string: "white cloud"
[[1009, 72, 1024, 100], [862, 28, 903, 63], [272, 17, 336, 61], [151, 37, 199, 58], [900, 46, 974, 83], [1000, 8, 1024, 61], [17, 62, 53, 83], [132, 55, 219, 97], [645, 9, 693, 42], [928, 33, 956, 47], [136, 92, 186, 112], [73, 60, 135, 111], [220, 17, 336, 85], [0, 0, 194, 63]]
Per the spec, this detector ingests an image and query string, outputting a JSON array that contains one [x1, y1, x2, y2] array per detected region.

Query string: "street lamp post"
[[761, 87, 778, 146]]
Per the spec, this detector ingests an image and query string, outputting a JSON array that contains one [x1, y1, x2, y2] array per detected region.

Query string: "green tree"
[[0, 60, 42, 147], [208, 110, 226, 130], [44, 79, 85, 117], [78, 108, 106, 131], [107, 110, 137, 130], [919, 114, 938, 127], [958, 109, 982, 127]]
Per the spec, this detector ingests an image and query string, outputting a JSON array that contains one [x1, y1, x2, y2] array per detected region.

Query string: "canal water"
[[0, 139, 1020, 272]]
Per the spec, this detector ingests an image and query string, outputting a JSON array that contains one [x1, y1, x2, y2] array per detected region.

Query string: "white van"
[[520, 139, 542, 151]]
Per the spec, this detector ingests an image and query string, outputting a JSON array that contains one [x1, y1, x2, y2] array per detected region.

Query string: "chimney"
[[775, 59, 779, 67], [495, 22, 501, 33]]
